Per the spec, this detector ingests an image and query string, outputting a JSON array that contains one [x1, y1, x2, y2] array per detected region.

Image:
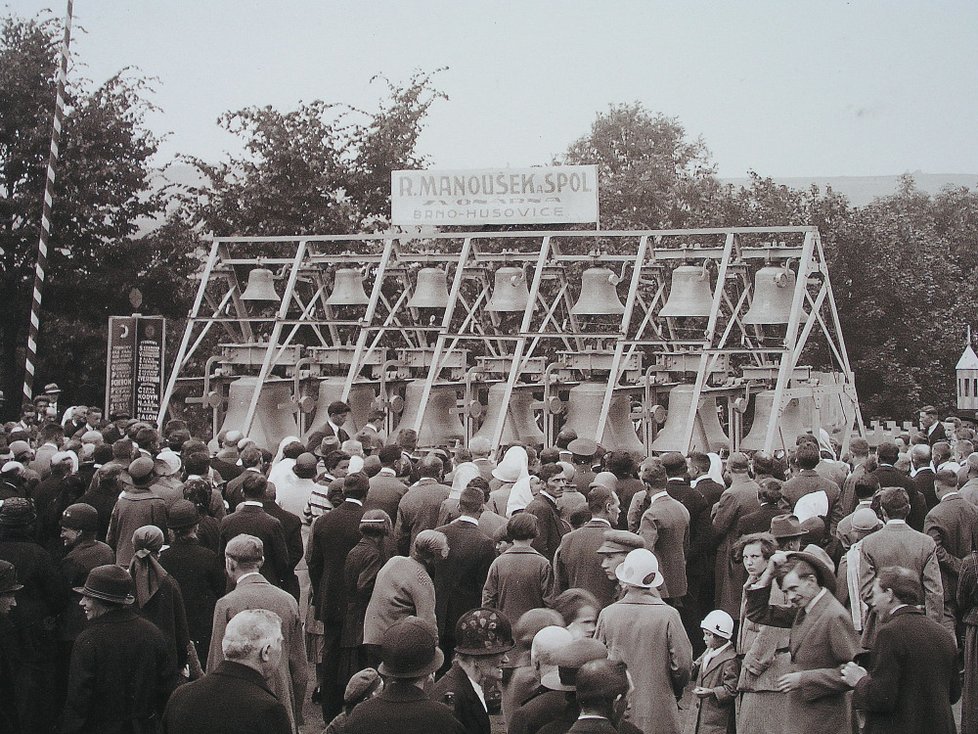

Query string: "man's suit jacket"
[[364, 471, 408, 522], [433, 520, 495, 641], [162, 660, 291, 734], [524, 493, 568, 562], [208, 574, 307, 732], [638, 493, 690, 599], [692, 477, 725, 510], [853, 606, 960, 734], [858, 521, 944, 645], [430, 662, 491, 734], [924, 493, 978, 604], [554, 519, 618, 608], [712, 479, 761, 615], [263, 500, 303, 600], [735, 502, 782, 538], [345, 680, 465, 734], [926, 421, 948, 446], [395, 480, 452, 555], [665, 479, 711, 577], [745, 585, 860, 734], [223, 467, 264, 512], [219, 504, 290, 588], [307, 500, 364, 624], [782, 469, 843, 534], [914, 467, 938, 509], [871, 466, 926, 531]]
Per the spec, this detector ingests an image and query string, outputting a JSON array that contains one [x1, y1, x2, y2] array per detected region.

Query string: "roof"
[[956, 345, 978, 370]]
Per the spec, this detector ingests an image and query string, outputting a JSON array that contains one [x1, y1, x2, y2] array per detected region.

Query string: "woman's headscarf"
[[128, 525, 166, 608], [499, 446, 532, 517], [707, 453, 725, 486], [272, 435, 301, 466], [449, 462, 481, 501]]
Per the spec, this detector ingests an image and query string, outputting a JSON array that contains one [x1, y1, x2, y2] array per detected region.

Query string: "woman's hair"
[[732, 531, 778, 562], [551, 588, 600, 626]]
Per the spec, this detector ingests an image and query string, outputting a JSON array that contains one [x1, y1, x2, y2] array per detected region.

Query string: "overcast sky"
[[7, 0, 978, 178]]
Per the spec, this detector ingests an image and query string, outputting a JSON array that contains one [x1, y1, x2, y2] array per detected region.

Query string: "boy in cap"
[[688, 610, 739, 734]]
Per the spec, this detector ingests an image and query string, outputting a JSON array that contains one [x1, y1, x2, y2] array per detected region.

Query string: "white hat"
[[154, 449, 181, 477], [1, 461, 21, 475], [701, 610, 734, 640], [615, 548, 664, 589], [51, 451, 74, 466]]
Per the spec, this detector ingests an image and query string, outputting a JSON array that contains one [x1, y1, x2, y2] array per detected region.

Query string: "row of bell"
[[241, 264, 797, 323]]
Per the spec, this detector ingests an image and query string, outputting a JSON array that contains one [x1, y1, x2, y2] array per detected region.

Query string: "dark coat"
[[735, 503, 783, 538], [210, 456, 243, 483], [77, 485, 122, 543], [263, 500, 303, 600], [430, 661, 491, 734], [666, 479, 711, 577], [555, 519, 619, 607], [307, 500, 365, 624], [508, 688, 567, 734], [162, 660, 291, 734], [219, 503, 290, 588], [924, 494, 978, 606], [0, 530, 68, 631], [871, 465, 926, 531], [854, 606, 960, 734], [525, 493, 569, 562], [927, 422, 948, 446], [58, 538, 114, 641], [616, 477, 646, 531], [62, 607, 176, 734], [137, 572, 191, 670], [340, 537, 387, 649], [158, 540, 225, 659], [914, 467, 938, 510], [433, 519, 496, 641], [223, 468, 263, 512], [345, 679, 465, 734]]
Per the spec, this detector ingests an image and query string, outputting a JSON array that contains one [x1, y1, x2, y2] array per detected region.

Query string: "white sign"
[[391, 165, 599, 226]]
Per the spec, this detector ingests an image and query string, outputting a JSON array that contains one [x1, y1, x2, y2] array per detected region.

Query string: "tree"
[[181, 69, 446, 236], [0, 12, 173, 416]]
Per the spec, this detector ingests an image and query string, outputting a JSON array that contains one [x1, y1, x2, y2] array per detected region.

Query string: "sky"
[[6, 0, 978, 178]]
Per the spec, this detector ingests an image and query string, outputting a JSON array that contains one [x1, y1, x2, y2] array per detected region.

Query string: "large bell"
[[740, 390, 815, 451], [473, 383, 545, 447], [302, 376, 377, 443], [486, 267, 531, 312], [408, 268, 451, 309], [240, 268, 280, 303], [743, 266, 796, 325], [560, 382, 645, 455], [571, 268, 626, 315], [650, 384, 729, 453], [391, 381, 465, 447], [210, 377, 299, 453], [660, 265, 713, 317], [326, 268, 370, 306]]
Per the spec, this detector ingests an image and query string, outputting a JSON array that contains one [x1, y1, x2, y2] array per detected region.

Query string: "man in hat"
[[57, 504, 113, 652], [346, 616, 464, 734], [430, 607, 514, 734], [395, 454, 452, 556], [595, 548, 692, 734], [568, 658, 640, 734], [307, 472, 368, 720], [163, 608, 291, 734], [365, 444, 409, 521], [842, 566, 960, 734], [770, 513, 808, 551], [555, 486, 621, 609], [0, 496, 67, 732], [106, 456, 167, 566], [858, 486, 943, 647], [469, 436, 496, 483], [62, 564, 176, 733], [745, 544, 860, 734], [0, 560, 23, 733], [524, 463, 570, 562], [434, 486, 497, 664], [636, 458, 690, 605], [209, 535, 307, 732], [219, 473, 291, 589], [712, 452, 762, 616], [595, 529, 647, 601], [566, 438, 598, 496]]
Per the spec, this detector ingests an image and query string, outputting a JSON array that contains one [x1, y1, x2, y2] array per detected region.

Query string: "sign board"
[[391, 165, 599, 226], [106, 315, 165, 421]]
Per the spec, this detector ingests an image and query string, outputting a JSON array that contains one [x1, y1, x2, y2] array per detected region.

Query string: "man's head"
[[854, 474, 880, 502], [458, 486, 485, 518], [327, 401, 351, 425], [538, 463, 566, 499], [919, 405, 939, 430], [60, 503, 99, 550], [239, 446, 263, 470], [417, 454, 443, 480], [877, 441, 899, 465], [240, 472, 268, 501], [0, 560, 23, 616], [574, 658, 631, 722], [343, 472, 369, 501], [934, 469, 959, 499], [377, 444, 401, 468], [221, 609, 284, 680], [779, 558, 823, 609], [469, 436, 492, 459], [849, 437, 870, 459], [587, 486, 620, 526], [794, 442, 820, 471], [396, 428, 418, 453], [224, 534, 264, 579], [933, 441, 952, 467], [596, 530, 647, 581], [909, 443, 931, 469], [659, 452, 687, 479], [37, 422, 64, 447], [727, 452, 750, 475], [507, 512, 538, 542], [323, 450, 351, 478], [757, 477, 783, 505], [870, 566, 923, 618], [86, 407, 103, 426], [639, 457, 667, 488], [879, 486, 910, 521], [967, 452, 978, 479], [76, 565, 134, 620], [341, 439, 364, 458], [686, 452, 711, 479]]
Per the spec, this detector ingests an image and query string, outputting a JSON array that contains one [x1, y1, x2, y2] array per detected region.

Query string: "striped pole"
[[22, 0, 74, 404]]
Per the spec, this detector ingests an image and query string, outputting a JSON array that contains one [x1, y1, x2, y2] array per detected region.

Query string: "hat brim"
[[541, 669, 575, 692], [786, 550, 837, 594], [292, 467, 318, 479], [0, 583, 24, 593], [378, 646, 444, 679], [615, 564, 664, 589], [454, 641, 514, 657], [772, 529, 806, 539], [73, 586, 135, 605]]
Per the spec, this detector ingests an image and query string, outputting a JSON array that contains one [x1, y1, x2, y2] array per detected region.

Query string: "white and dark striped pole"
[[22, 0, 74, 404]]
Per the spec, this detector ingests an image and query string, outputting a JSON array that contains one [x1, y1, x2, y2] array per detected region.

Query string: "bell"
[[650, 384, 729, 453], [390, 381, 465, 447], [743, 266, 796, 325], [302, 376, 377, 443], [571, 268, 626, 315], [740, 390, 815, 452], [240, 268, 280, 303], [326, 268, 370, 306], [210, 377, 299, 453], [473, 383, 545, 447], [407, 267, 451, 309], [560, 382, 645, 455], [659, 265, 713, 317], [486, 267, 531, 312]]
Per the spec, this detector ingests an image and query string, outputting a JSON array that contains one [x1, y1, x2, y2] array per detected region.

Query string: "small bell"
[[660, 265, 713, 317], [408, 267, 451, 309], [571, 267, 625, 315], [240, 268, 279, 303], [326, 269, 369, 306], [743, 266, 796, 325], [486, 267, 530, 312]]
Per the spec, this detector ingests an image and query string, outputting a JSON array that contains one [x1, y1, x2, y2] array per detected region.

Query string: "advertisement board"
[[106, 315, 165, 420]]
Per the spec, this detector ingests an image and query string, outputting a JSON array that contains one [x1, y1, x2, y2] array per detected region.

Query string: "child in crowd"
[[686, 610, 739, 734]]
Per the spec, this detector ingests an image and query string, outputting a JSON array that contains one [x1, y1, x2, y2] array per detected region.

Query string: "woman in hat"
[[128, 525, 191, 673], [338, 510, 392, 680], [325, 667, 384, 734], [488, 445, 532, 517], [733, 532, 790, 734]]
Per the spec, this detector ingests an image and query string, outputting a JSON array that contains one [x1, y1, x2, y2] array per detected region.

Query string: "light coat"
[[638, 491, 690, 599]]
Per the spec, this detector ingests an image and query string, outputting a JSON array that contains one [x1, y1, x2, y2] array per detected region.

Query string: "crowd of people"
[[0, 391, 975, 734]]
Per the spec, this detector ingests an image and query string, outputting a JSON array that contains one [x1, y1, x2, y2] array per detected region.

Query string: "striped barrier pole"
[[22, 0, 74, 404]]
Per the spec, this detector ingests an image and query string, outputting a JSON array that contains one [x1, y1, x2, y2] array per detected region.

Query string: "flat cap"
[[595, 529, 647, 554]]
